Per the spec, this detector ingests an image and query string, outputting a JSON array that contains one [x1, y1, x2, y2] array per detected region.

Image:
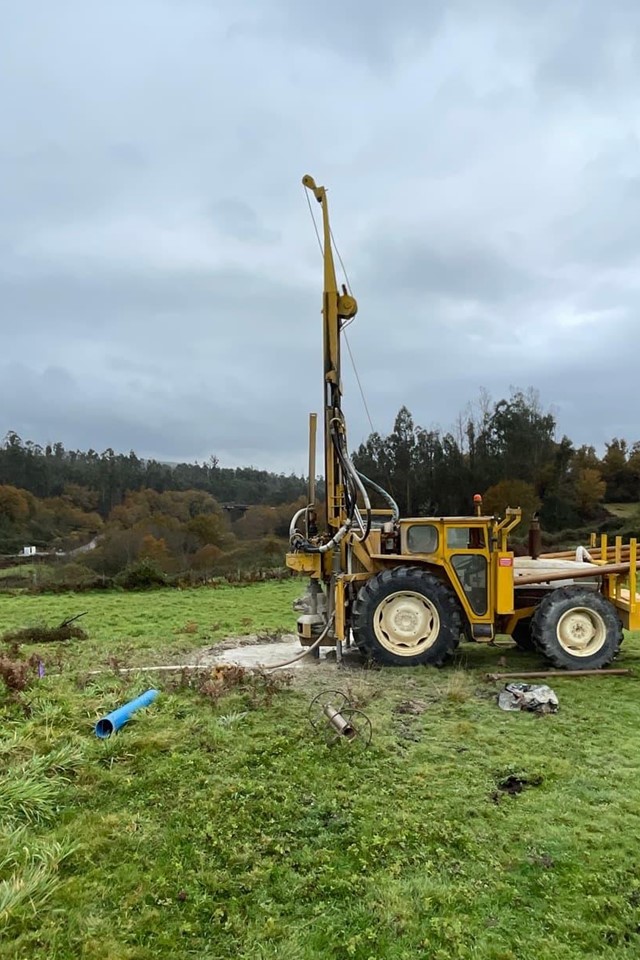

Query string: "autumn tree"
[[62, 484, 99, 512], [139, 534, 172, 571], [601, 438, 635, 501], [84, 529, 144, 576], [627, 443, 640, 502], [573, 468, 607, 517], [0, 485, 31, 522], [187, 513, 233, 549], [234, 506, 278, 540], [0, 485, 34, 551], [482, 480, 541, 530], [190, 544, 223, 571]]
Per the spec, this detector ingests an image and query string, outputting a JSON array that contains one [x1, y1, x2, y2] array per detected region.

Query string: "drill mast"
[[302, 175, 358, 530]]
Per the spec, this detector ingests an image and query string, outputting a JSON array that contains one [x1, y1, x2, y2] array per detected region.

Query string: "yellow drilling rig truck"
[[286, 175, 639, 670]]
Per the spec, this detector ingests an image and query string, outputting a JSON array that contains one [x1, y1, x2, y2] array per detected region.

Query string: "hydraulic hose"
[[85, 617, 337, 677], [289, 507, 308, 540], [263, 615, 336, 670], [290, 519, 353, 554], [289, 421, 359, 553], [338, 444, 371, 542], [356, 471, 400, 522], [289, 415, 375, 552], [330, 419, 371, 542]]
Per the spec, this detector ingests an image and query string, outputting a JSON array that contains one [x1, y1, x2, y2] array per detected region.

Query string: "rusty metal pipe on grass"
[[323, 703, 357, 740], [487, 669, 631, 680]]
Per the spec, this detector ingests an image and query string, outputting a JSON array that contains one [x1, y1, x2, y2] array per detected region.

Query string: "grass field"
[[1, 582, 640, 959], [606, 503, 640, 519], [0, 581, 299, 671], [0, 565, 38, 580]]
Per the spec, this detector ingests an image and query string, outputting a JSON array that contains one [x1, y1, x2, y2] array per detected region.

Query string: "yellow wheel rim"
[[374, 590, 440, 657], [556, 607, 607, 657]]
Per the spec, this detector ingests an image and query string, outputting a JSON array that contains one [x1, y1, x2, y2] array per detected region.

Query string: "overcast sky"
[[2, 1, 639, 473]]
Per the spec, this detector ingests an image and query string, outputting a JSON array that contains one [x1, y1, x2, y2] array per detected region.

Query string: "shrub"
[[51, 563, 100, 589], [114, 558, 167, 590], [190, 544, 223, 571], [208, 538, 287, 578]]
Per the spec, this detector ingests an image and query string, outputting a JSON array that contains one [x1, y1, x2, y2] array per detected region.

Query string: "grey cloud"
[[209, 199, 279, 244], [362, 235, 537, 305], [239, 0, 447, 66], [535, 1, 640, 93], [0, 361, 307, 470], [108, 143, 148, 169], [1, 264, 309, 341], [1, 0, 639, 472], [551, 174, 640, 268]]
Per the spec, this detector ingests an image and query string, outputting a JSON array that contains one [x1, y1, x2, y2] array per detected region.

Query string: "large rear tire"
[[531, 586, 623, 670], [352, 567, 461, 667]]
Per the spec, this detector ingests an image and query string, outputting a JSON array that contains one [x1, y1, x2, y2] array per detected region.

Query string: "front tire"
[[531, 586, 623, 669], [352, 567, 462, 667]]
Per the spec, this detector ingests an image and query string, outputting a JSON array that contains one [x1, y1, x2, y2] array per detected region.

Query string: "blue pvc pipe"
[[95, 689, 159, 739]]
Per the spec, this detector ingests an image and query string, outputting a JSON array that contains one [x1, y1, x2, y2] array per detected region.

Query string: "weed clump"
[[1, 617, 87, 647], [444, 671, 475, 703], [0, 615, 87, 691], [197, 664, 248, 701], [170, 662, 293, 708], [0, 652, 40, 692]]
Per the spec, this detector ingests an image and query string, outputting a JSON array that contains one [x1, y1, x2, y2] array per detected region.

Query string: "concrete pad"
[[192, 634, 365, 672], [214, 639, 315, 670]]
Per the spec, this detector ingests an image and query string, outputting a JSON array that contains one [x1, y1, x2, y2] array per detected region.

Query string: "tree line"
[[0, 387, 639, 587], [353, 389, 640, 533], [0, 483, 307, 588], [0, 432, 307, 515], [0, 432, 310, 579]]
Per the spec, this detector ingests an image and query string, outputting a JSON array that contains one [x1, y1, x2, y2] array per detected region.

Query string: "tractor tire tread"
[[531, 585, 623, 670], [352, 566, 462, 667]]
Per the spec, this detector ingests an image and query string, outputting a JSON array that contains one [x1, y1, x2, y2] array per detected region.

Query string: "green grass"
[[0, 580, 300, 671], [0, 564, 40, 580], [607, 503, 640, 519], [1, 583, 640, 958]]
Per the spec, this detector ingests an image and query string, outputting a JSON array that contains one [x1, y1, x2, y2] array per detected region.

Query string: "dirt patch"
[[491, 773, 544, 802], [204, 632, 292, 653], [394, 699, 428, 716], [528, 852, 555, 869]]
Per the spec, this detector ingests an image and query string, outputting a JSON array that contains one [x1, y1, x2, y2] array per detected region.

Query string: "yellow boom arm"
[[302, 175, 358, 528]]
